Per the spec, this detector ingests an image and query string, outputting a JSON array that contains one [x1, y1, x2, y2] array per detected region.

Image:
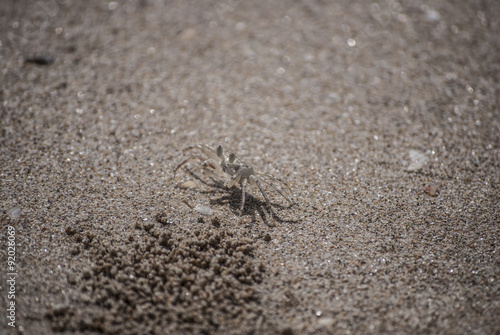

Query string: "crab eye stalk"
[[229, 153, 236, 163], [216, 145, 223, 158]]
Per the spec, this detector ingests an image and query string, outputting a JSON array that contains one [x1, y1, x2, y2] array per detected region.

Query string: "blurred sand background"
[[1, 0, 499, 334]]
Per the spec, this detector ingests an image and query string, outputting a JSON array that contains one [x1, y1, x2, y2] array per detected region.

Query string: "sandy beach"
[[1, 1, 499, 334]]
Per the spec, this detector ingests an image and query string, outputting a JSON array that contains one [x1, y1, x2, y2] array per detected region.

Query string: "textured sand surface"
[[1, 1, 499, 334]]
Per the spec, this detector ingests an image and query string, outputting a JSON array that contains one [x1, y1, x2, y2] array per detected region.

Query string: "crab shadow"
[[178, 168, 296, 226]]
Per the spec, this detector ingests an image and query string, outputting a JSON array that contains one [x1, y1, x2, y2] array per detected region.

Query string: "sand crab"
[[174, 144, 295, 216]]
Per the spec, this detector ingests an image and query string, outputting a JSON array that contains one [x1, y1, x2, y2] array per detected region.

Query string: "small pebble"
[[424, 185, 439, 196]]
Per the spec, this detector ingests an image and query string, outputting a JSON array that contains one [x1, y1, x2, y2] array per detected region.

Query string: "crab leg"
[[255, 172, 294, 195], [226, 174, 240, 188], [182, 144, 221, 163], [253, 176, 275, 215], [240, 178, 247, 214], [255, 173, 294, 205], [173, 155, 205, 175], [175, 145, 223, 175]]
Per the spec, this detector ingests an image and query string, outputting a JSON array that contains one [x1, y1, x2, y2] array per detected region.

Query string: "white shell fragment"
[[407, 150, 429, 171], [194, 205, 214, 216], [7, 207, 22, 219]]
